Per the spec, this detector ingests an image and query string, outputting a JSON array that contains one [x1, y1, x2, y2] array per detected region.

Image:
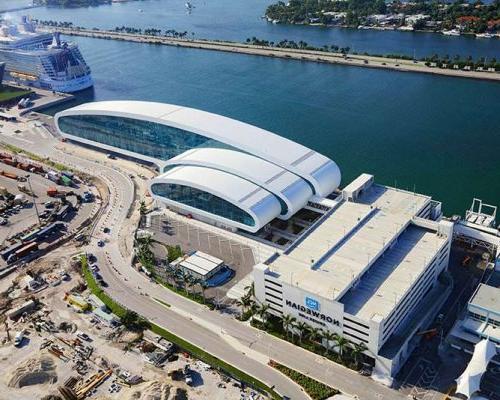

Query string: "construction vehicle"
[[47, 187, 70, 198]]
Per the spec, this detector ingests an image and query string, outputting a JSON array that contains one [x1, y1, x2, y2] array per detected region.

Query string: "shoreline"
[[41, 27, 500, 83]]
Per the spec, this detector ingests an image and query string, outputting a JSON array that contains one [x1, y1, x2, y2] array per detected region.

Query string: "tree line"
[[238, 283, 369, 371], [246, 36, 500, 70], [265, 0, 500, 33]]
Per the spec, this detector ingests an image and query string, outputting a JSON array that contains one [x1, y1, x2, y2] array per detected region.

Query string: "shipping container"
[[47, 187, 58, 197], [61, 170, 74, 180], [0, 242, 25, 261], [60, 175, 72, 187], [1, 171, 18, 180], [14, 242, 38, 258]]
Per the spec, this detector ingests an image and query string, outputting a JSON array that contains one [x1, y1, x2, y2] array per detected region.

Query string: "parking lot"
[[147, 213, 257, 304], [0, 156, 95, 269]]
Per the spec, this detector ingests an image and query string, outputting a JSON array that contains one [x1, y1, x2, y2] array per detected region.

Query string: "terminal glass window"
[[58, 115, 237, 161], [151, 183, 255, 227]]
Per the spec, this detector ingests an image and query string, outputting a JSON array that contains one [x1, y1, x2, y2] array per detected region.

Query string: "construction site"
[[0, 139, 263, 400], [0, 251, 251, 400]]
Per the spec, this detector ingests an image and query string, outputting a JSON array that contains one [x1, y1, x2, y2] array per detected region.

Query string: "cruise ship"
[[0, 17, 93, 93]]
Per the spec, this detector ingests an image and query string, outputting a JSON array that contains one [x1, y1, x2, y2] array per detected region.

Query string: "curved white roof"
[[165, 148, 313, 219], [55, 101, 341, 196], [150, 165, 281, 233]]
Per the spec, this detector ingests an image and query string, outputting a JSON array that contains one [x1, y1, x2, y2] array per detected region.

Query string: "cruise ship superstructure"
[[0, 17, 93, 93]]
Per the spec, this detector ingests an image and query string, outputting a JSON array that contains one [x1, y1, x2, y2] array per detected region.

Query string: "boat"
[[138, 8, 143, 12], [185, 1, 194, 10], [442, 29, 460, 36], [0, 16, 93, 93], [475, 33, 493, 39]]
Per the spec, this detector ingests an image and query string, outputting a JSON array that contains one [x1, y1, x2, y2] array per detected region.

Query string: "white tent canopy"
[[456, 339, 497, 398]]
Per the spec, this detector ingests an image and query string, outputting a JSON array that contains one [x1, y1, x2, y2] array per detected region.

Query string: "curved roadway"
[[3, 129, 408, 400]]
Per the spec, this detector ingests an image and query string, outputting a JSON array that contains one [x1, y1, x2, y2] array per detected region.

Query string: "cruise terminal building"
[[55, 101, 454, 383]]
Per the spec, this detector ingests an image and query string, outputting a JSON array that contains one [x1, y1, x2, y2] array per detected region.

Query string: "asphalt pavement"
[[1, 121, 410, 400]]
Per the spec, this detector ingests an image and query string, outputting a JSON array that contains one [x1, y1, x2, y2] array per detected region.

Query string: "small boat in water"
[[185, 1, 194, 10], [475, 33, 493, 39], [442, 29, 460, 36]]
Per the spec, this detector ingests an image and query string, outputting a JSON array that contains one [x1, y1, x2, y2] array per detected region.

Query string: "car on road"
[[90, 264, 99, 272]]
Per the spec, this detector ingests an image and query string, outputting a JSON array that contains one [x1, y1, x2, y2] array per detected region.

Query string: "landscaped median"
[[269, 360, 339, 400], [81, 257, 281, 400]]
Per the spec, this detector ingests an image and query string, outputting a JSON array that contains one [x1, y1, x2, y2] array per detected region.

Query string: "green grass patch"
[[153, 297, 171, 308], [270, 361, 339, 400], [0, 86, 32, 104], [0, 142, 75, 173], [81, 258, 280, 400], [158, 280, 215, 309]]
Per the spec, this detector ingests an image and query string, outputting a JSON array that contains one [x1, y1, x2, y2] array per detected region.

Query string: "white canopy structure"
[[456, 339, 497, 398], [55, 100, 341, 197], [164, 148, 313, 219], [55, 100, 342, 232], [150, 165, 282, 232]]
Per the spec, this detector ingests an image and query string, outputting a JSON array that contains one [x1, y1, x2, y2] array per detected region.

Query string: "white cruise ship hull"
[[0, 19, 93, 94], [41, 73, 94, 93]]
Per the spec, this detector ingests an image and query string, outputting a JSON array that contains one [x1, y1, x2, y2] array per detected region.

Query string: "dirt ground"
[[0, 249, 265, 400]]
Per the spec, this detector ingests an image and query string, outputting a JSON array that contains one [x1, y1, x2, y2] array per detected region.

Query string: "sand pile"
[[125, 381, 171, 400], [8, 356, 57, 388]]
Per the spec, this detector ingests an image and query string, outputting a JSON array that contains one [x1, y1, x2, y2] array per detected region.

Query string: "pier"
[[41, 27, 500, 82]]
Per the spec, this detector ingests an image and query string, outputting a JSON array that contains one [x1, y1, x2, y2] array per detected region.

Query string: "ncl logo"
[[305, 297, 320, 311]]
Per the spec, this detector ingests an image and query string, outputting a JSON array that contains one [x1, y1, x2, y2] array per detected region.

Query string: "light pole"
[[26, 174, 41, 225]]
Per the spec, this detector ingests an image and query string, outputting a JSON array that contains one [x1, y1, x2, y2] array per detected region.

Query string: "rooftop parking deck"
[[340, 225, 448, 321], [268, 184, 433, 301]]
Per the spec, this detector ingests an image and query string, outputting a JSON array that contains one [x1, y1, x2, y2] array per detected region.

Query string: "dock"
[[40, 26, 500, 83]]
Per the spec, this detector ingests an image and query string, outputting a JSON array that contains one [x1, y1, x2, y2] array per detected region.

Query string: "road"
[[40, 26, 500, 83], [1, 122, 409, 400]]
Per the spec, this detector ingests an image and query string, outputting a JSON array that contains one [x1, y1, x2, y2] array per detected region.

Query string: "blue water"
[[5, 1, 500, 215], [8, 0, 500, 58]]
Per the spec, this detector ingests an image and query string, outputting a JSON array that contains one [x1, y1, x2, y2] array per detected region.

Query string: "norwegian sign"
[[285, 299, 341, 327]]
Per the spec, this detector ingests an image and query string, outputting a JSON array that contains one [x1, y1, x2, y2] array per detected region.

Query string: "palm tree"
[[321, 330, 336, 355], [295, 321, 310, 344], [139, 200, 147, 215], [244, 282, 255, 299], [308, 326, 322, 344], [176, 270, 189, 294], [350, 342, 367, 367], [281, 314, 296, 339], [191, 277, 202, 295], [257, 303, 270, 325], [236, 294, 253, 314], [197, 280, 208, 303], [333, 334, 350, 360]]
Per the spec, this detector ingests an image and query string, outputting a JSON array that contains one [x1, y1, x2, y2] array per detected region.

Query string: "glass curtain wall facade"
[[58, 114, 237, 161], [151, 183, 255, 227]]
